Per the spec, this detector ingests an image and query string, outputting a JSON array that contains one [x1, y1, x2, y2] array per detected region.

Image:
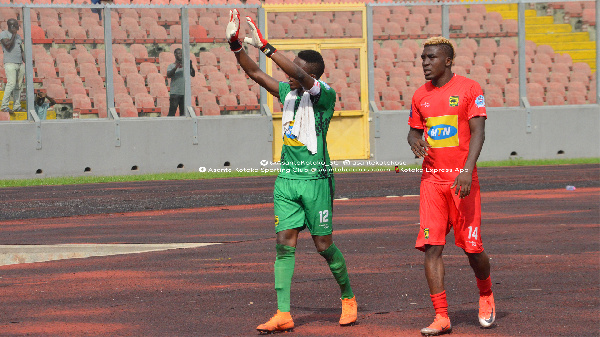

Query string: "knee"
[[276, 231, 297, 247], [313, 236, 333, 252]]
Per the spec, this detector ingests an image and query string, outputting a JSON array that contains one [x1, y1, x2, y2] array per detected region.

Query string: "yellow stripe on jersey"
[[283, 121, 305, 147], [425, 115, 459, 148]]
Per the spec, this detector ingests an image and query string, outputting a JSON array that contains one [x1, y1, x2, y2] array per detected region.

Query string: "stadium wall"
[[0, 116, 272, 179], [1, 104, 597, 179], [371, 104, 600, 164]]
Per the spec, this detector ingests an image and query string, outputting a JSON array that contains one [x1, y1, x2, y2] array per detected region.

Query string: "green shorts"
[[273, 176, 335, 236]]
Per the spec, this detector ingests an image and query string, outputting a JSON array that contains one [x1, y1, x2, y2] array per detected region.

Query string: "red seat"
[[72, 94, 92, 109], [200, 101, 220, 116], [134, 93, 155, 108], [46, 84, 66, 99]]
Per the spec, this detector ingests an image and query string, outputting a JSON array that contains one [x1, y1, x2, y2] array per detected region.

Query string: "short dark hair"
[[298, 50, 325, 79]]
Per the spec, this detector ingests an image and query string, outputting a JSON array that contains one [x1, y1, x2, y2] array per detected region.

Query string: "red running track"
[[0, 167, 597, 336]]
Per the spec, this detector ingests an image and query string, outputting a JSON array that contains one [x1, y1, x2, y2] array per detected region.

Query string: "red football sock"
[[430, 291, 448, 318], [476, 276, 493, 296]]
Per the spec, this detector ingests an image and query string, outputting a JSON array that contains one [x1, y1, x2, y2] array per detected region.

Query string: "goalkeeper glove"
[[243, 16, 277, 57], [226, 9, 242, 52]]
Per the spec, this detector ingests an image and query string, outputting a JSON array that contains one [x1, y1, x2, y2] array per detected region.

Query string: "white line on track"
[[0, 243, 220, 266]]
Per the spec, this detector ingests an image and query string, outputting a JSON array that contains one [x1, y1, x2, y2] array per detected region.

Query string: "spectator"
[[0, 19, 24, 114], [166, 48, 195, 117], [34, 91, 56, 120], [91, 0, 112, 21]]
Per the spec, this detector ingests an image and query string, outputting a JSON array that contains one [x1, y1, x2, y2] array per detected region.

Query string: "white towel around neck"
[[281, 89, 318, 154]]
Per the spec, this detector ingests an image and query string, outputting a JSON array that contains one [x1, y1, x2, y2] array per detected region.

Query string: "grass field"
[[0, 157, 597, 188]]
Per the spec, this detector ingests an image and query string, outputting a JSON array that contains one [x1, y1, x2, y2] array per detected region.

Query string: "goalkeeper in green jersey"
[[226, 9, 357, 334]]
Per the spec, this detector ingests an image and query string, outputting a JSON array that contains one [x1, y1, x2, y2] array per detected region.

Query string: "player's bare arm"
[[226, 9, 280, 97], [1, 20, 18, 51], [451, 116, 485, 198], [408, 127, 430, 158]]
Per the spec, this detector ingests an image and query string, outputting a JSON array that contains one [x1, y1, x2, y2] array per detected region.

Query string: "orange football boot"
[[339, 296, 358, 326], [256, 310, 294, 334]]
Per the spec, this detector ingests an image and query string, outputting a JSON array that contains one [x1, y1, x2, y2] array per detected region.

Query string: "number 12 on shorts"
[[468, 226, 479, 239], [319, 210, 329, 223]]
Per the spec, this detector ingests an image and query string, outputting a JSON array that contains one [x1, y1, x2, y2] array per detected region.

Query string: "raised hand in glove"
[[226, 9, 242, 52], [243, 16, 277, 57]]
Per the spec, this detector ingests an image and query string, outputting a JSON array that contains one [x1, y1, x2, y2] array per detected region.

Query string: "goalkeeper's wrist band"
[[260, 43, 277, 57], [229, 39, 242, 53]]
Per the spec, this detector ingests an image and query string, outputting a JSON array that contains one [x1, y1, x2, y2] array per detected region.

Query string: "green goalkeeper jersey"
[[278, 80, 336, 180]]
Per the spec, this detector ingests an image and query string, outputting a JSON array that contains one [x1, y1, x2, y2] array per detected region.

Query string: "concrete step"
[[486, 4, 518, 12], [493, 9, 537, 20], [525, 24, 572, 34], [524, 16, 555, 25], [546, 41, 596, 51], [526, 32, 591, 43]]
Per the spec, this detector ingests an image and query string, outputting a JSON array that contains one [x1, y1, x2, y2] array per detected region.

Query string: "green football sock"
[[274, 244, 296, 312], [319, 243, 354, 299]]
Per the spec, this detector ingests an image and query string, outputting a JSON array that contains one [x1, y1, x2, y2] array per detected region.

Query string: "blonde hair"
[[423, 36, 456, 60]]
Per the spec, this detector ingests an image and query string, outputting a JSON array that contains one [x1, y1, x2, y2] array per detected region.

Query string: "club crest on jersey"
[[424, 228, 429, 239], [475, 95, 486, 108], [449, 96, 459, 107]]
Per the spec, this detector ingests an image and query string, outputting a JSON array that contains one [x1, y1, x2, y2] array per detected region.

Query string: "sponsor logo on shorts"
[[274, 215, 279, 227], [466, 240, 477, 247], [424, 228, 429, 239], [449, 95, 459, 107]]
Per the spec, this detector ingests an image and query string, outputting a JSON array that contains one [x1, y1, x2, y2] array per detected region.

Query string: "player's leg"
[[177, 95, 185, 116], [257, 178, 303, 333], [418, 181, 452, 336], [306, 178, 357, 326], [1, 63, 17, 112], [167, 95, 178, 116], [453, 180, 495, 328], [12, 63, 25, 112]]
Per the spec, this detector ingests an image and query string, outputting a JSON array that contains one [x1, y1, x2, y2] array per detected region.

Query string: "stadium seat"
[[85, 74, 104, 91], [117, 63, 137, 78], [45, 26, 66, 39], [570, 72, 590, 85], [58, 63, 77, 78], [463, 20, 481, 37], [486, 94, 503, 107], [239, 91, 258, 106], [72, 94, 92, 110], [46, 84, 67, 99], [572, 63, 592, 77], [93, 95, 108, 118], [454, 55, 473, 69], [134, 93, 155, 108], [169, 25, 182, 39], [140, 63, 158, 77], [345, 23, 362, 38], [307, 23, 325, 38], [456, 46, 475, 59], [219, 93, 238, 107], [199, 101, 220, 116], [149, 25, 168, 40], [158, 8, 179, 22], [129, 44, 149, 59], [190, 25, 208, 40], [56, 53, 75, 67], [474, 55, 493, 69], [567, 93, 588, 105], [80, 63, 99, 79], [126, 73, 145, 88], [327, 23, 344, 38]]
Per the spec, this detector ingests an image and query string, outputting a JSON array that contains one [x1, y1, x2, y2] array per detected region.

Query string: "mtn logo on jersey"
[[449, 96, 459, 107], [425, 115, 459, 148]]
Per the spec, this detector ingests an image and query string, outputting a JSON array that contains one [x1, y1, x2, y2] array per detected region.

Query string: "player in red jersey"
[[407, 37, 495, 336]]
